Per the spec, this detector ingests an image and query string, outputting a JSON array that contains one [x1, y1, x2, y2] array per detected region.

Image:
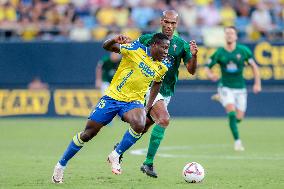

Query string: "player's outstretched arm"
[[249, 59, 262, 94], [145, 81, 162, 113], [205, 67, 218, 82], [95, 63, 102, 89], [103, 35, 132, 53], [186, 40, 198, 75]]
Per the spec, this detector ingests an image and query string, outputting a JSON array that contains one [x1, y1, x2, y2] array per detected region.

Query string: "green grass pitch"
[[0, 118, 284, 189]]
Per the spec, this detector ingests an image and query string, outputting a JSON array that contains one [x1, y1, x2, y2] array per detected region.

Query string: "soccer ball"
[[182, 162, 205, 183]]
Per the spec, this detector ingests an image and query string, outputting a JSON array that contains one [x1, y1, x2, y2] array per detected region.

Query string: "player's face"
[[224, 28, 237, 44], [151, 39, 170, 61], [161, 15, 178, 38]]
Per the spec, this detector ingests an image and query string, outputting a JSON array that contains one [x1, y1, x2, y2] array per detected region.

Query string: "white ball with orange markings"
[[182, 162, 205, 183]]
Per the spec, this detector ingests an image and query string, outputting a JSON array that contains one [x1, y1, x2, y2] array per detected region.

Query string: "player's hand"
[[190, 40, 198, 56], [253, 83, 261, 94], [114, 35, 132, 44], [209, 73, 219, 82]]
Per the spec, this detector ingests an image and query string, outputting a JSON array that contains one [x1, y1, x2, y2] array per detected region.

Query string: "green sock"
[[144, 124, 165, 165], [228, 111, 239, 140]]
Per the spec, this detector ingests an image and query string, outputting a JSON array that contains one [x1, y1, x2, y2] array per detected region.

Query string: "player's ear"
[[160, 18, 164, 25]]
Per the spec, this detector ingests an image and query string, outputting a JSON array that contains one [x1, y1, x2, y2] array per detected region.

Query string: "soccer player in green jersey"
[[96, 52, 121, 95], [205, 26, 262, 151], [116, 10, 198, 178]]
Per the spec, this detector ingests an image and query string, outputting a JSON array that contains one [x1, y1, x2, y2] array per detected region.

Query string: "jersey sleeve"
[[98, 56, 108, 65], [182, 40, 192, 65], [119, 40, 140, 55], [154, 72, 165, 83], [242, 45, 254, 64], [206, 49, 220, 69], [154, 64, 168, 83], [138, 34, 153, 46], [119, 44, 130, 56]]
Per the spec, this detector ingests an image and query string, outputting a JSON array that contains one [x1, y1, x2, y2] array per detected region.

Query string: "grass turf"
[[0, 118, 283, 189]]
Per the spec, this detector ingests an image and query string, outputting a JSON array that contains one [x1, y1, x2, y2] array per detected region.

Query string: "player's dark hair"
[[225, 26, 238, 33], [150, 33, 169, 45]]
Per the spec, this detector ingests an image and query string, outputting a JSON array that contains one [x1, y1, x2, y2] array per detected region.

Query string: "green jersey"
[[98, 56, 120, 83], [139, 34, 192, 97], [207, 44, 253, 89]]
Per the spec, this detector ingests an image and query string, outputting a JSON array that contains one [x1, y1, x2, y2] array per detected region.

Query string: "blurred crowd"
[[0, 0, 284, 42]]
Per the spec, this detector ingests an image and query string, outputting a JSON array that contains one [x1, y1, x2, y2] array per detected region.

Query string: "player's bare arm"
[[249, 59, 262, 94], [145, 81, 162, 113], [205, 67, 218, 82], [95, 64, 103, 89], [186, 40, 198, 75], [103, 35, 132, 53]]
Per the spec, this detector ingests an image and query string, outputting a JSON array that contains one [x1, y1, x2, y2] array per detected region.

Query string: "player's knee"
[[131, 119, 145, 133], [157, 116, 170, 127], [142, 124, 151, 134], [133, 123, 145, 133], [80, 129, 99, 142], [80, 132, 93, 142]]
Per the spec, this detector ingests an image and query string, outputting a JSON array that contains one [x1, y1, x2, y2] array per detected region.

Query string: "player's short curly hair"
[[150, 33, 169, 45]]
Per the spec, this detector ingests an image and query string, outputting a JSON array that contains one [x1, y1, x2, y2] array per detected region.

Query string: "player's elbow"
[[102, 42, 109, 51], [187, 66, 196, 75], [188, 69, 196, 75]]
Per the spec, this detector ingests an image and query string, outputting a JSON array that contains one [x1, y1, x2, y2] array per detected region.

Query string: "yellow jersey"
[[105, 41, 169, 103]]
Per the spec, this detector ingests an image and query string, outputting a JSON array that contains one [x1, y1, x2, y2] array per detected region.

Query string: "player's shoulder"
[[236, 44, 253, 55], [237, 43, 248, 49], [121, 40, 145, 50], [212, 47, 224, 55], [138, 33, 154, 45], [139, 33, 154, 39], [101, 55, 110, 62], [121, 40, 150, 57], [172, 35, 188, 45], [98, 55, 110, 64]]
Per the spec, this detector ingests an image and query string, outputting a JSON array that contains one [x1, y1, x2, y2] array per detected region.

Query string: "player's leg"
[[58, 120, 104, 165], [141, 95, 171, 178], [142, 99, 169, 172], [236, 110, 245, 123], [108, 102, 145, 174], [234, 89, 247, 151], [52, 120, 104, 183], [52, 96, 117, 183], [219, 87, 242, 150], [235, 89, 247, 123]]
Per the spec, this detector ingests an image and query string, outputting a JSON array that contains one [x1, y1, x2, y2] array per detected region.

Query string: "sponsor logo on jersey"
[[117, 70, 134, 92], [226, 61, 238, 73], [139, 62, 155, 77]]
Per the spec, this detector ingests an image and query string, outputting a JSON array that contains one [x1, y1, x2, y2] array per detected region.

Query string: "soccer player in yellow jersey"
[[52, 33, 170, 183]]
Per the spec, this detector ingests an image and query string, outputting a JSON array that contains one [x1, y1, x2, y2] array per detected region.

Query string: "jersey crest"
[[173, 44, 177, 51], [236, 54, 241, 60]]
